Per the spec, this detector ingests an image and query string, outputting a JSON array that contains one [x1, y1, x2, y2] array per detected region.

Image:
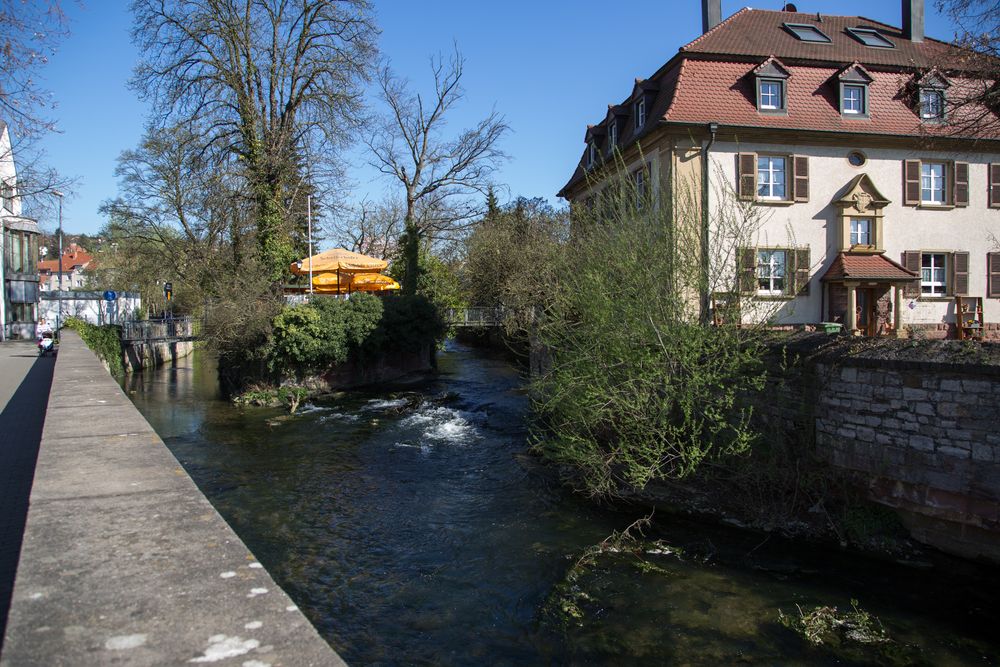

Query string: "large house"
[[0, 121, 41, 340], [39, 242, 94, 291], [559, 0, 1000, 338]]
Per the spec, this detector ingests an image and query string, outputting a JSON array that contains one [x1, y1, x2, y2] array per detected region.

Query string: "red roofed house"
[[39, 242, 93, 292], [559, 0, 1000, 338]]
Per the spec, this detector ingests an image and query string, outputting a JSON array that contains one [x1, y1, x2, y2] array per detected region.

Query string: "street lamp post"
[[53, 190, 64, 340]]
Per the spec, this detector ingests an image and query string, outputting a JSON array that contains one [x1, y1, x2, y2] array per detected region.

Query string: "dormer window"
[[920, 89, 944, 119], [608, 120, 618, 151], [838, 63, 872, 119], [586, 141, 596, 168], [916, 70, 950, 122], [760, 81, 783, 110], [842, 85, 865, 114], [634, 98, 646, 131], [753, 57, 790, 114]]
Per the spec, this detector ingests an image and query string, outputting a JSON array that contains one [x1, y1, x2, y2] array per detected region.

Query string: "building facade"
[[559, 1, 1000, 338], [39, 242, 93, 291], [0, 122, 41, 340]]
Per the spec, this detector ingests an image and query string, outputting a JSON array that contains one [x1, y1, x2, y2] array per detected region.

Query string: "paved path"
[[0, 341, 54, 653], [1, 332, 345, 666]]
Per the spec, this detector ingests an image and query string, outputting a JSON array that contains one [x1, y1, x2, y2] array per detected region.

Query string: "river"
[[123, 341, 1000, 665]]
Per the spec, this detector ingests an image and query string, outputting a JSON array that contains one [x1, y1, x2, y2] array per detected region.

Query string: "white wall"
[[709, 142, 1000, 326], [40, 292, 142, 328]]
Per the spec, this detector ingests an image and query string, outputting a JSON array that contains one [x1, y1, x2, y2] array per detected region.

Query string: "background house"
[[560, 0, 1000, 338], [39, 242, 93, 291]]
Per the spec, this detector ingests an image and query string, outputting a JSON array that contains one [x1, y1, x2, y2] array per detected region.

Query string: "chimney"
[[902, 0, 924, 43], [702, 0, 722, 33]]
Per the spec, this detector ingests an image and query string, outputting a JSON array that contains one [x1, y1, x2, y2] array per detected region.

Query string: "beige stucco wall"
[[709, 142, 1000, 327]]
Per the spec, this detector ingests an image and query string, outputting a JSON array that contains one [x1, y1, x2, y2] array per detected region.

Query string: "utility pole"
[[53, 190, 64, 340]]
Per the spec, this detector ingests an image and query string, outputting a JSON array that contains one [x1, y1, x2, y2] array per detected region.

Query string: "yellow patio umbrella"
[[290, 247, 388, 275], [350, 273, 400, 292]]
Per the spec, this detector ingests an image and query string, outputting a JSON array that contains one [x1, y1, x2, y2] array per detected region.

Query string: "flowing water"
[[123, 341, 1000, 665]]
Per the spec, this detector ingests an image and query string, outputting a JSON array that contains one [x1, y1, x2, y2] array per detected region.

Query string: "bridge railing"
[[444, 307, 503, 328], [121, 317, 200, 342]]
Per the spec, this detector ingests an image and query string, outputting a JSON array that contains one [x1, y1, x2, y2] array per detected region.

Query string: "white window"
[[634, 168, 646, 207], [757, 156, 786, 200], [634, 98, 646, 130], [842, 85, 864, 114], [757, 250, 786, 294], [759, 80, 782, 110], [850, 218, 872, 245], [920, 89, 944, 119], [586, 141, 596, 168], [608, 121, 617, 150], [921, 253, 946, 295], [921, 162, 946, 204]]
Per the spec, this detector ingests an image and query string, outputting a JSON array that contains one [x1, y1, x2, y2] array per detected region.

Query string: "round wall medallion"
[[847, 151, 867, 167]]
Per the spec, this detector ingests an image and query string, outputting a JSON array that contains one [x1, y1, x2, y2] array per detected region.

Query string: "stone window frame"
[[737, 152, 809, 204], [902, 250, 970, 298], [738, 245, 811, 298], [902, 159, 969, 208]]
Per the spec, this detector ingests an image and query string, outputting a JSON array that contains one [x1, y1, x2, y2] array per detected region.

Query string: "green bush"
[[531, 167, 773, 497], [63, 317, 125, 377], [267, 293, 444, 378]]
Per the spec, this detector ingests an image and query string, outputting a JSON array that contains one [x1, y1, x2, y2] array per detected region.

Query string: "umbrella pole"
[[307, 194, 314, 299]]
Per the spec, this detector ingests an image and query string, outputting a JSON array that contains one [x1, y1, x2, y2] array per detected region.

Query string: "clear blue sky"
[[35, 0, 957, 237]]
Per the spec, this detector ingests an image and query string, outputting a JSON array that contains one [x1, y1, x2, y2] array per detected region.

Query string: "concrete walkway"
[[1, 332, 345, 666], [0, 341, 54, 653]]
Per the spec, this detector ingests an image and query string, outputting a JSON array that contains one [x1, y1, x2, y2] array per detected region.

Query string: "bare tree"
[[366, 47, 508, 294], [0, 1, 74, 213], [925, 0, 1000, 139], [328, 197, 403, 260], [130, 0, 378, 279]]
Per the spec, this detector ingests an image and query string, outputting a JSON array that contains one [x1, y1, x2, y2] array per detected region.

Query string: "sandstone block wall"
[[813, 359, 1000, 561]]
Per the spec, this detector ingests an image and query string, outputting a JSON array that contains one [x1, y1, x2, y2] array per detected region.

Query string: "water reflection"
[[124, 343, 1000, 665]]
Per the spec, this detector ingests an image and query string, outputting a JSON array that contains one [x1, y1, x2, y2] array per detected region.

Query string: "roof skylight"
[[783, 22, 832, 43], [847, 27, 895, 48]]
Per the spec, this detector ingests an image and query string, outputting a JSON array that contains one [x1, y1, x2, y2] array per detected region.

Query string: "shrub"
[[267, 293, 444, 379], [531, 166, 776, 497], [63, 317, 125, 377]]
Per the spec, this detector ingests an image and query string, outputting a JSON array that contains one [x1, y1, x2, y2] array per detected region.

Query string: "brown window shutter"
[[954, 162, 969, 206], [988, 252, 1000, 298], [737, 153, 757, 201], [903, 160, 921, 206], [739, 247, 757, 293], [793, 247, 810, 295], [990, 164, 1000, 209], [951, 251, 969, 296], [902, 251, 921, 297], [793, 156, 809, 202]]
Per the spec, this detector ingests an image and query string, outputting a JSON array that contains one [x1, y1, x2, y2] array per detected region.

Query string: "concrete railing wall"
[[1, 331, 345, 665]]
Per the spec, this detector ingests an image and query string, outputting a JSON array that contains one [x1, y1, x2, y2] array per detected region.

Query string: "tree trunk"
[[401, 218, 421, 296]]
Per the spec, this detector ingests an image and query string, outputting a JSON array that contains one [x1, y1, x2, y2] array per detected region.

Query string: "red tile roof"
[[681, 9, 956, 68], [821, 252, 918, 282], [662, 60, 988, 138], [38, 246, 92, 274], [560, 7, 1000, 198]]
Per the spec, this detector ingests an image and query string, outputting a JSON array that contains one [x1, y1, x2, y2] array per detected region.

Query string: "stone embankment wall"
[[123, 339, 194, 371], [759, 337, 1000, 562], [321, 343, 435, 389]]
